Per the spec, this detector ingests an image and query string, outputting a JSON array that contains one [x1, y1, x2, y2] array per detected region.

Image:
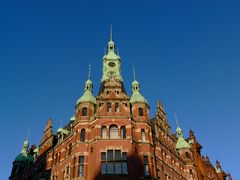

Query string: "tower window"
[[82, 107, 88, 116], [115, 103, 120, 112], [143, 155, 149, 177], [120, 126, 126, 139], [107, 103, 112, 112], [80, 129, 85, 142], [78, 156, 84, 177], [138, 107, 144, 116], [101, 126, 107, 139], [109, 125, 118, 139], [186, 152, 190, 159], [141, 129, 146, 142]]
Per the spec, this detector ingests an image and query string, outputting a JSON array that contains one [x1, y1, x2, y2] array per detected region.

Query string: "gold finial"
[[133, 64, 136, 81], [88, 63, 91, 80], [110, 25, 113, 41]]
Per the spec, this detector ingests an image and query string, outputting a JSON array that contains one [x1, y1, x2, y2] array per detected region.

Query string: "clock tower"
[[101, 28, 122, 82]]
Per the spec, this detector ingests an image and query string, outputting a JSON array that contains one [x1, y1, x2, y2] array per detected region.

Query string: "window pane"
[[78, 165, 84, 177], [121, 127, 126, 139], [122, 152, 127, 160], [81, 129, 85, 142], [101, 152, 106, 161], [144, 165, 149, 177], [101, 127, 107, 139], [115, 150, 121, 161], [107, 150, 113, 161], [115, 162, 121, 174], [79, 156, 84, 164], [101, 163, 107, 174], [110, 125, 118, 139], [107, 163, 114, 174], [144, 156, 148, 164], [122, 162, 128, 174]]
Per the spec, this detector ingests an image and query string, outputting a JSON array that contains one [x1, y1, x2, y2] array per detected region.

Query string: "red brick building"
[[10, 32, 232, 180]]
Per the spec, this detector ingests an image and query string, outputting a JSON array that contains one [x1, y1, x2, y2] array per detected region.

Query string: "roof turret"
[[14, 131, 34, 163], [76, 64, 96, 105], [130, 66, 148, 105], [175, 115, 190, 150]]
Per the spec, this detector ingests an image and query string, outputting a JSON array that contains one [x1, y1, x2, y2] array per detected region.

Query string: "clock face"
[[108, 62, 116, 67]]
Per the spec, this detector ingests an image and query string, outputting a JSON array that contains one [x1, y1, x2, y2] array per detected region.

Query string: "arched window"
[[107, 103, 112, 112], [80, 129, 85, 142], [138, 107, 144, 116], [109, 125, 118, 139], [120, 126, 126, 139], [115, 103, 120, 112], [68, 143, 72, 156], [101, 126, 107, 139], [141, 129, 146, 142], [82, 107, 88, 116]]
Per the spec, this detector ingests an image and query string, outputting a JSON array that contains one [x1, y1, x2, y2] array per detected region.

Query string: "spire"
[[130, 66, 148, 105], [175, 113, 179, 128], [88, 63, 91, 80], [110, 25, 112, 42], [133, 64, 136, 81], [76, 65, 96, 105], [25, 128, 30, 141], [175, 115, 190, 150]]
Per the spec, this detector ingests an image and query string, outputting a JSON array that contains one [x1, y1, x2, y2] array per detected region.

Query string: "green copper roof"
[[70, 116, 76, 122], [14, 139, 34, 163], [57, 127, 63, 133], [76, 69, 96, 105], [176, 127, 190, 150], [14, 153, 34, 162], [130, 91, 149, 104], [76, 90, 96, 104], [130, 78, 148, 105]]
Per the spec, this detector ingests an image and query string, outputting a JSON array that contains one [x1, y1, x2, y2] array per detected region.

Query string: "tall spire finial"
[[110, 25, 113, 41], [25, 128, 30, 141], [175, 113, 179, 127], [133, 64, 136, 81], [88, 63, 91, 80]]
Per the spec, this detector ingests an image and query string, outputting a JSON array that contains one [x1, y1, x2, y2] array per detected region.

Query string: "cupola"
[[76, 64, 96, 105]]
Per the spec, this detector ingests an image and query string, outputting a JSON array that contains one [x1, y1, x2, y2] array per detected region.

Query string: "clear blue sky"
[[0, 0, 239, 179]]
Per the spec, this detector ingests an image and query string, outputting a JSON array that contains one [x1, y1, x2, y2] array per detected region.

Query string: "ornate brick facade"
[[10, 33, 231, 180]]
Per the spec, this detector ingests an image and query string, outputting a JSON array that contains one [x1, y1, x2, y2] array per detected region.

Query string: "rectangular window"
[[143, 156, 149, 177], [101, 150, 128, 175], [78, 156, 84, 177], [107, 103, 112, 112], [115, 103, 120, 112], [72, 157, 76, 178]]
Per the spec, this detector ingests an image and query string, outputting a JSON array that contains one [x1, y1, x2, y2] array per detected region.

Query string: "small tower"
[[101, 26, 123, 82], [175, 115, 192, 159], [76, 64, 96, 120], [9, 134, 34, 180], [130, 66, 149, 122]]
